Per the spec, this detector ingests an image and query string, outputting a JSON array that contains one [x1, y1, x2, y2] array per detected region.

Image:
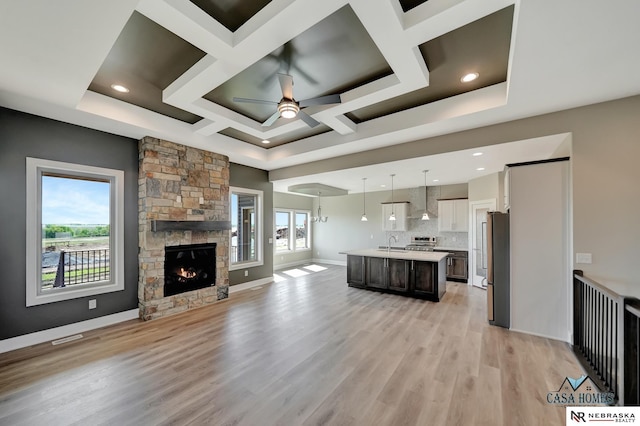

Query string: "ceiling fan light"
[[278, 101, 299, 119]]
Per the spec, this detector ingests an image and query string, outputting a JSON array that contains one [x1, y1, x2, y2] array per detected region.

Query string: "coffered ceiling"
[[1, 0, 640, 189], [87, 1, 512, 150]]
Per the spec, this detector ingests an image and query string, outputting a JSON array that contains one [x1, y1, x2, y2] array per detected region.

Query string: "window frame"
[[273, 208, 312, 254], [229, 186, 263, 271], [294, 211, 311, 251], [274, 210, 292, 253], [26, 157, 125, 307]]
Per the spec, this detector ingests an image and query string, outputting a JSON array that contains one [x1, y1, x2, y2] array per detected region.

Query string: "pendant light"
[[311, 191, 328, 223], [421, 170, 430, 221], [389, 174, 396, 221], [361, 178, 368, 221]]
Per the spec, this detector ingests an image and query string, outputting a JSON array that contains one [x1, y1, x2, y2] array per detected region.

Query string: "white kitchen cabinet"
[[381, 202, 408, 231], [437, 199, 468, 232]]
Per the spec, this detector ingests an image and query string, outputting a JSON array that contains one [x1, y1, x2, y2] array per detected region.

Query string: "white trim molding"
[[26, 157, 125, 306], [229, 277, 273, 294], [311, 258, 347, 267], [229, 186, 264, 271], [0, 309, 139, 354]]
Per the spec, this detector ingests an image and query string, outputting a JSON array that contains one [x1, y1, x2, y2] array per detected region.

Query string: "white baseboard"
[[229, 276, 274, 294], [0, 308, 140, 354], [508, 327, 571, 344], [312, 258, 347, 266], [274, 259, 313, 270]]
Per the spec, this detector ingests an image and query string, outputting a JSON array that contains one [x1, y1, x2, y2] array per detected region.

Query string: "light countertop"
[[340, 249, 448, 262], [434, 246, 468, 251]]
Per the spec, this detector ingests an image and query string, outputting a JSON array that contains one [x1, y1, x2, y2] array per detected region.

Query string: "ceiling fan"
[[232, 73, 341, 128]]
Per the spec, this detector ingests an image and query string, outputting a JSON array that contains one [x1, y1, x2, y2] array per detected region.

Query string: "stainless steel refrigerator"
[[487, 211, 510, 328]]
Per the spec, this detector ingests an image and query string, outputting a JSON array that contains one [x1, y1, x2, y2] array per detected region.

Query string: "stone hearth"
[[138, 137, 229, 320]]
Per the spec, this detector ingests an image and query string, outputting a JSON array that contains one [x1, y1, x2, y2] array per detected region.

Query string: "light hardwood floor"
[[0, 264, 583, 425]]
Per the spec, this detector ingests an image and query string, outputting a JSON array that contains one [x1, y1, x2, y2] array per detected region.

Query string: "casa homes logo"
[[548, 375, 615, 406], [566, 406, 639, 424]]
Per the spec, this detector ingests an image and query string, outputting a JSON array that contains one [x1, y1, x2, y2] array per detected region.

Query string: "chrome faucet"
[[388, 234, 398, 253]]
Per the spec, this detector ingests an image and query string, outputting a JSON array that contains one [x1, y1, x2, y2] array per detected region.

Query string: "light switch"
[[576, 253, 592, 264], [89, 299, 97, 309]]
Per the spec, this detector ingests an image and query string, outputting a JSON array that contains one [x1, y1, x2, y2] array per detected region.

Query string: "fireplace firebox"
[[164, 243, 216, 297]]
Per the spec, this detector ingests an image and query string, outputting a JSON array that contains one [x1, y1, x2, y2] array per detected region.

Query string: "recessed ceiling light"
[[380, 184, 386, 188], [110, 84, 129, 93], [476, 167, 485, 171], [261, 140, 270, 144], [461, 72, 479, 83], [472, 152, 483, 156], [433, 179, 439, 182]]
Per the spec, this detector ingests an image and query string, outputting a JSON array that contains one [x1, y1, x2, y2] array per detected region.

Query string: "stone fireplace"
[[138, 137, 230, 320]]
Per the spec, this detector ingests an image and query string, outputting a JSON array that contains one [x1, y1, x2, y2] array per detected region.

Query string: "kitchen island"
[[340, 249, 448, 302]]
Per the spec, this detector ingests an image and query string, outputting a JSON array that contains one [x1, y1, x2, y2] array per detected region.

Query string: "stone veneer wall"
[[138, 137, 229, 320]]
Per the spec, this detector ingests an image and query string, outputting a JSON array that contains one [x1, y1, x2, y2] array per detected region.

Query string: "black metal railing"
[[53, 249, 110, 288], [573, 270, 639, 405], [624, 300, 640, 405]]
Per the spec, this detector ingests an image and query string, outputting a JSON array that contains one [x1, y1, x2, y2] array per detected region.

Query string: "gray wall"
[[229, 162, 273, 285], [468, 172, 500, 203], [273, 95, 640, 286], [0, 107, 139, 340], [273, 192, 314, 269]]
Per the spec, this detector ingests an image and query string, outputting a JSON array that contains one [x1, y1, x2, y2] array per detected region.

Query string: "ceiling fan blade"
[[233, 97, 278, 105], [278, 73, 294, 100], [299, 94, 341, 108], [261, 110, 281, 127], [298, 110, 320, 128]]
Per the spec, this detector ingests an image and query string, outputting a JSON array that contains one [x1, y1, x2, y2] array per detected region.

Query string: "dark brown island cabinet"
[[433, 249, 468, 282], [345, 252, 447, 302]]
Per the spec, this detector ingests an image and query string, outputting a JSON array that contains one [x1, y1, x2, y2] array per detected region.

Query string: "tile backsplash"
[[386, 186, 469, 249]]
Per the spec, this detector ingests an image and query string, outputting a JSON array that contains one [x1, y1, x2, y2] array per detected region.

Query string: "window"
[[26, 158, 124, 306], [229, 187, 263, 270], [295, 212, 310, 249], [274, 209, 311, 253], [275, 211, 291, 252]]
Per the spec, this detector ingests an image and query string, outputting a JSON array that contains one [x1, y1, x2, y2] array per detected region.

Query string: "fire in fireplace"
[[164, 243, 216, 297]]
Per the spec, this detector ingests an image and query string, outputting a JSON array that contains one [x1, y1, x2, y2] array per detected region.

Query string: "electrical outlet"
[[576, 253, 592, 264], [452, 236, 457, 242], [89, 299, 97, 309], [244, 270, 248, 277], [268, 237, 273, 244]]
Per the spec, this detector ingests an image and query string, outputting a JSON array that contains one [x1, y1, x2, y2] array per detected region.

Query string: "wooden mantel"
[[150, 220, 231, 232]]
